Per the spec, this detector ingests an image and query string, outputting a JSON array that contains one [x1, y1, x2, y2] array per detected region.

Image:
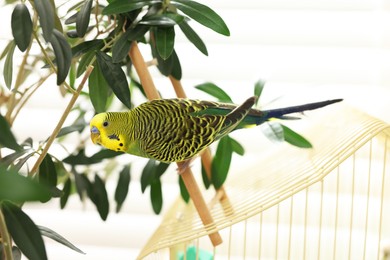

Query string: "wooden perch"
[[129, 42, 222, 247]]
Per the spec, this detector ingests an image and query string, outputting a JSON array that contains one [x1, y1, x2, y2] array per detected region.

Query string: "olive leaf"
[[102, 0, 162, 15], [195, 82, 233, 103], [11, 4, 33, 52], [76, 0, 93, 37], [2, 201, 48, 260], [3, 41, 16, 90], [34, 0, 55, 42], [171, 0, 230, 36], [49, 30, 72, 85], [96, 51, 131, 109], [115, 165, 131, 213], [0, 113, 21, 151], [155, 26, 175, 60]]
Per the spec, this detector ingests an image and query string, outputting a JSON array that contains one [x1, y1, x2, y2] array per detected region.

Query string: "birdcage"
[[137, 104, 390, 260]]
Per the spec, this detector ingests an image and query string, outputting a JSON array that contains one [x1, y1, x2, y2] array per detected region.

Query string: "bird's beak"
[[90, 126, 100, 144]]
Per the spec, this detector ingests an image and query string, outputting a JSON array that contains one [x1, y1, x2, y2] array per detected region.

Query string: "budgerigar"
[[90, 97, 342, 163]]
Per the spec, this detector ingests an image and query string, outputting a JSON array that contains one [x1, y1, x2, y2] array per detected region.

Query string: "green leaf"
[[171, 0, 230, 36], [201, 163, 211, 189], [63, 149, 121, 165], [60, 178, 71, 209], [51, 0, 63, 33], [39, 154, 58, 191], [151, 41, 172, 76], [150, 179, 162, 214], [72, 40, 104, 57], [141, 159, 156, 193], [178, 21, 207, 55], [89, 61, 110, 113], [281, 124, 313, 148], [69, 63, 76, 89], [65, 12, 77, 25], [11, 4, 33, 52], [140, 13, 184, 27], [90, 149, 122, 162], [66, 30, 79, 38], [21, 137, 33, 148], [170, 50, 182, 80], [3, 41, 16, 89], [0, 113, 21, 151], [38, 225, 85, 254], [115, 165, 131, 213], [155, 26, 175, 60], [2, 201, 48, 260], [140, 18, 176, 27], [128, 24, 150, 39], [130, 77, 146, 97], [211, 136, 232, 189], [38, 154, 62, 201], [76, 0, 93, 37], [140, 161, 168, 198], [254, 79, 265, 106], [53, 160, 68, 181], [1, 41, 15, 61], [262, 122, 284, 142], [76, 51, 96, 78], [112, 32, 133, 64], [90, 174, 109, 220], [102, 0, 162, 15], [195, 82, 233, 103], [96, 51, 131, 109], [178, 175, 189, 203], [57, 123, 86, 138], [230, 136, 245, 156], [49, 30, 72, 85], [155, 162, 170, 178], [66, 1, 85, 16], [34, 0, 54, 42], [0, 149, 30, 168], [72, 170, 91, 201], [112, 25, 149, 63], [10, 152, 35, 173], [0, 166, 52, 203], [57, 114, 86, 138]]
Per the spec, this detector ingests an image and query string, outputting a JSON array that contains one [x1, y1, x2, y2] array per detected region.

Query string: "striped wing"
[[134, 99, 229, 162], [134, 98, 256, 162]]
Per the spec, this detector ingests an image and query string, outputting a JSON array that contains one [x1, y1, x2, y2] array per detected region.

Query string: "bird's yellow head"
[[90, 113, 127, 152]]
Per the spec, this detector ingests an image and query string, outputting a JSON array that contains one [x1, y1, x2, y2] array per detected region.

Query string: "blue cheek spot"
[[91, 126, 99, 134]]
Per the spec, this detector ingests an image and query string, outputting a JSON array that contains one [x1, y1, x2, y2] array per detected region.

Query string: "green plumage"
[[90, 97, 342, 163]]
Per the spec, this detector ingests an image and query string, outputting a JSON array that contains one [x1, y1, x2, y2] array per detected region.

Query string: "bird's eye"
[[103, 121, 108, 127]]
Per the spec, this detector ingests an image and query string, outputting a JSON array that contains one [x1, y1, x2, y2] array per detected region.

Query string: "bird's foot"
[[177, 159, 192, 175]]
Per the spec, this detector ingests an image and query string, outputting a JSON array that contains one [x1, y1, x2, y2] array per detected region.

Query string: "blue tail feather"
[[262, 99, 343, 121], [235, 98, 342, 129]]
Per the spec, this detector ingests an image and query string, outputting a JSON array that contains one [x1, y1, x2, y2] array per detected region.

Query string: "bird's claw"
[[177, 160, 192, 175]]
